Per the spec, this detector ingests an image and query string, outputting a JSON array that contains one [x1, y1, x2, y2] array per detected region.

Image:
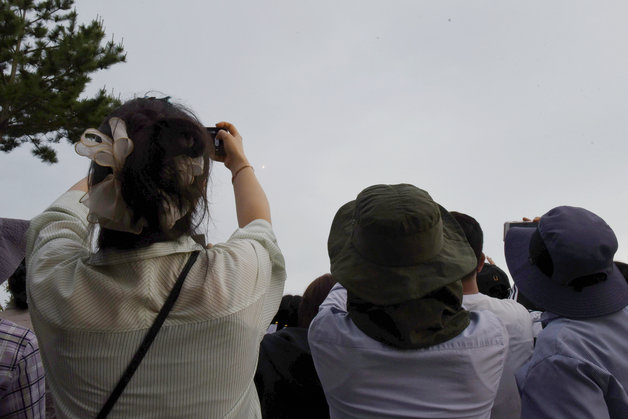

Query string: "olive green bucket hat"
[[328, 184, 477, 305]]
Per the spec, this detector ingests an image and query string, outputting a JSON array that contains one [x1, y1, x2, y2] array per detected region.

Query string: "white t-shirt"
[[463, 293, 534, 419]]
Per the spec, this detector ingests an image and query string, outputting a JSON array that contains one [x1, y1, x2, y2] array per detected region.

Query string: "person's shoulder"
[[532, 316, 589, 361], [540, 315, 587, 340], [461, 292, 486, 307], [487, 296, 533, 326], [0, 318, 39, 357], [541, 312, 625, 351], [308, 287, 358, 347], [467, 308, 502, 329], [0, 308, 34, 330], [223, 219, 284, 266], [232, 219, 275, 238], [455, 310, 508, 347], [0, 318, 32, 338], [210, 220, 280, 264], [31, 190, 88, 227], [465, 293, 531, 324]]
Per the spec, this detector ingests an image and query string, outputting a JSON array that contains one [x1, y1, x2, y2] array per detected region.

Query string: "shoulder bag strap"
[[97, 250, 201, 418]]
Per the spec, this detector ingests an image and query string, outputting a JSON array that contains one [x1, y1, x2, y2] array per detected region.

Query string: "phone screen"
[[503, 221, 538, 240]]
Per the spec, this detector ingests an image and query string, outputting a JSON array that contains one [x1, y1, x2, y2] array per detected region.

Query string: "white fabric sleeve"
[[25, 190, 90, 309], [208, 219, 286, 335]]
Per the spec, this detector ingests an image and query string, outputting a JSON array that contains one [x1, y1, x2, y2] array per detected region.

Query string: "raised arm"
[[69, 177, 89, 193], [213, 122, 271, 227]]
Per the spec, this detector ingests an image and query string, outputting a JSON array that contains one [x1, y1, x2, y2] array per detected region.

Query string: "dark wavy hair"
[[88, 97, 211, 250], [298, 273, 337, 328]]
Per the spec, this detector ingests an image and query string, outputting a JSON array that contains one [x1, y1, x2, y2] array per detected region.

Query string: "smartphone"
[[503, 221, 538, 240], [206, 127, 226, 157]]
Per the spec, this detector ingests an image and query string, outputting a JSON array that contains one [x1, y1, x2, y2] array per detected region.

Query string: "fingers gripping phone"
[[503, 221, 538, 240], [206, 127, 226, 157]]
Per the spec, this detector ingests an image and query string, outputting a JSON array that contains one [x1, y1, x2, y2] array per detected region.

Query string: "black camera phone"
[[206, 127, 226, 157]]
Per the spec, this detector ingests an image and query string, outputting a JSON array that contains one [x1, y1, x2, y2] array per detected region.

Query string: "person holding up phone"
[[505, 207, 628, 418], [25, 97, 286, 418]]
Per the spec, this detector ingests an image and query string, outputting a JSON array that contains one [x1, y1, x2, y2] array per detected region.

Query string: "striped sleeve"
[[224, 220, 286, 332]]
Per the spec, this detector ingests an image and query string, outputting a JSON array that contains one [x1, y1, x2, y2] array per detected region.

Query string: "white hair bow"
[[75, 117, 147, 234]]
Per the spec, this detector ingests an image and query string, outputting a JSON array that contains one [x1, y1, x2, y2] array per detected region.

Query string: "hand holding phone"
[[206, 127, 226, 158], [206, 122, 249, 172]]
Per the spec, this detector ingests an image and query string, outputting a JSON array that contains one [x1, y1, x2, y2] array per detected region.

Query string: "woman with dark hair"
[[255, 274, 336, 419], [25, 98, 286, 417]]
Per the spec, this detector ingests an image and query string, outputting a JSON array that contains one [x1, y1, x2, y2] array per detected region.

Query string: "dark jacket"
[[255, 327, 329, 419]]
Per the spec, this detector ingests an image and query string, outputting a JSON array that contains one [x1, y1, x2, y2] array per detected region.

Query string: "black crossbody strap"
[[97, 250, 201, 418]]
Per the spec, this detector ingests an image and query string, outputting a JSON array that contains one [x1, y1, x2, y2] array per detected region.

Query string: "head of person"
[[77, 97, 211, 250], [271, 295, 302, 330], [450, 211, 485, 279], [476, 264, 511, 299], [505, 206, 628, 318], [298, 273, 336, 328], [327, 184, 477, 349]]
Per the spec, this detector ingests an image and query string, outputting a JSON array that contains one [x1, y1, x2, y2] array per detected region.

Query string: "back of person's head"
[[476, 263, 511, 299], [298, 273, 337, 328], [327, 184, 478, 349], [271, 295, 302, 330], [450, 211, 484, 270], [8, 259, 28, 310], [505, 206, 628, 318], [85, 97, 211, 250]]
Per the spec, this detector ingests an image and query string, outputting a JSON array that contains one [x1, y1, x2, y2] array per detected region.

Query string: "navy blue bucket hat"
[[505, 206, 628, 318]]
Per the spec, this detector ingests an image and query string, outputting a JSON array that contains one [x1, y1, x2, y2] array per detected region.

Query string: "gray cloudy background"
[[2, 1, 628, 301]]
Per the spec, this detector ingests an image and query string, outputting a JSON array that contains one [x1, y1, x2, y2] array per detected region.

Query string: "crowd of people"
[[1, 97, 627, 418]]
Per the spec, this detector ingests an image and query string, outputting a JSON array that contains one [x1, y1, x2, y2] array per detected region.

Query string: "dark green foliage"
[[0, 0, 125, 163]]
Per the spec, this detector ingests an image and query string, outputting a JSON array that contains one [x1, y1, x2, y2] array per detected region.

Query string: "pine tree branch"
[[26, 6, 65, 27], [8, 7, 27, 85], [1, 0, 125, 163], [5, 96, 45, 120], [21, 41, 52, 55], [27, 134, 40, 150]]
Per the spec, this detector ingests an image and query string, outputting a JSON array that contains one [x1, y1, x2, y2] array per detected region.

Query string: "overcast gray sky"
[[2, 1, 628, 301]]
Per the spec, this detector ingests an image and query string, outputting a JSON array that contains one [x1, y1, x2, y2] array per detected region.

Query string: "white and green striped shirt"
[[26, 190, 286, 418]]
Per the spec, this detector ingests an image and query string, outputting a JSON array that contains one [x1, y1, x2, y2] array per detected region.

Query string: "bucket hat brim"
[[505, 226, 628, 318], [328, 198, 477, 305]]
